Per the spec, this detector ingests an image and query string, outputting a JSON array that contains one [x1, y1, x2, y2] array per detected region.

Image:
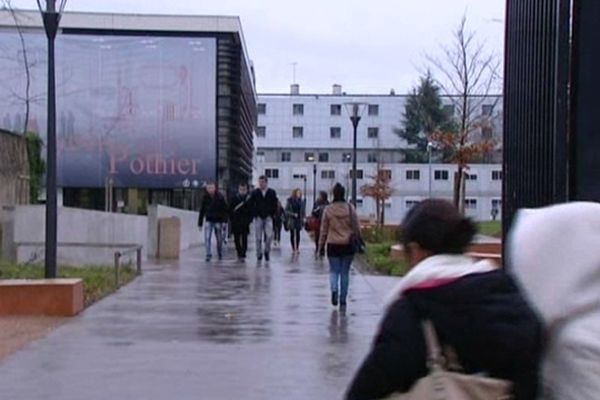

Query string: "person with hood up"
[[509, 201, 600, 400], [345, 199, 542, 400]]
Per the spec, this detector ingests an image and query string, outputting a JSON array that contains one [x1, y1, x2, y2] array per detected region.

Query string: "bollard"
[[114, 252, 120, 287], [136, 247, 142, 275]]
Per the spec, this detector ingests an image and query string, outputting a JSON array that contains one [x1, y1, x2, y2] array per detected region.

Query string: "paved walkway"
[[0, 238, 398, 400]]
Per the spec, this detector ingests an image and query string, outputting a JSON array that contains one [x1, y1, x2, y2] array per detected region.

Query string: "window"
[[342, 153, 352, 163], [443, 104, 455, 116], [465, 198, 477, 209], [492, 170, 503, 181], [482, 126, 493, 139], [434, 170, 449, 180], [293, 103, 304, 115], [257, 103, 266, 114], [385, 202, 392, 209], [321, 170, 335, 179], [256, 126, 266, 138], [367, 153, 378, 163], [330, 127, 341, 138], [482, 104, 494, 116], [265, 168, 279, 179], [379, 169, 392, 180], [318, 152, 329, 162], [406, 200, 420, 209], [292, 126, 303, 138], [293, 173, 306, 180], [367, 127, 379, 138], [330, 104, 342, 116], [304, 152, 315, 162], [491, 199, 502, 209], [406, 170, 420, 180], [356, 199, 364, 208], [465, 173, 478, 181], [256, 151, 265, 163], [281, 152, 291, 162], [349, 169, 364, 179], [368, 104, 379, 116]]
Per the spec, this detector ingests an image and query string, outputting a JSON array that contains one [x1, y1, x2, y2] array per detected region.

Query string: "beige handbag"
[[386, 321, 513, 400]]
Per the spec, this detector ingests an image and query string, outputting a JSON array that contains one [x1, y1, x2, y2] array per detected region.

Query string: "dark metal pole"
[[42, 2, 59, 279], [312, 163, 317, 207], [351, 116, 360, 207]]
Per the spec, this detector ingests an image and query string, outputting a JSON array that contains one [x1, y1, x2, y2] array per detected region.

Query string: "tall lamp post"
[[312, 163, 317, 208], [344, 102, 368, 207], [427, 141, 434, 199], [37, 0, 67, 279]]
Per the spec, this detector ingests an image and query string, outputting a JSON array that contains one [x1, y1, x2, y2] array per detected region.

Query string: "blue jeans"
[[204, 222, 223, 259], [329, 255, 353, 302]]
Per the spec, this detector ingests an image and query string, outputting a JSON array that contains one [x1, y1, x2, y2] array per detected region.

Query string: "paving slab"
[[0, 239, 399, 400]]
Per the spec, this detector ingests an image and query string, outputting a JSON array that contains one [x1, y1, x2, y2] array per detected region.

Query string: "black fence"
[[503, 0, 600, 234]]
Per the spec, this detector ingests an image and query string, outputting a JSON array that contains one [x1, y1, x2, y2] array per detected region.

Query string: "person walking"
[[311, 191, 329, 257], [509, 202, 600, 400], [229, 182, 252, 260], [318, 183, 360, 308], [285, 188, 305, 254], [197, 182, 228, 262], [272, 200, 284, 247], [345, 199, 542, 400], [248, 175, 278, 262]]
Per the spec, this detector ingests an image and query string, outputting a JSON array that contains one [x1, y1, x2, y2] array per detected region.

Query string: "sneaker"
[[218, 254, 223, 261], [331, 292, 338, 306], [206, 256, 212, 262], [264, 252, 270, 262], [340, 299, 347, 307], [257, 255, 263, 261]]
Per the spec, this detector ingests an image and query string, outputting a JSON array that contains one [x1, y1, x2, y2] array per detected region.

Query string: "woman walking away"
[[318, 183, 360, 308], [312, 191, 329, 257], [509, 202, 600, 400], [285, 188, 305, 254], [345, 199, 542, 400], [272, 200, 284, 247]]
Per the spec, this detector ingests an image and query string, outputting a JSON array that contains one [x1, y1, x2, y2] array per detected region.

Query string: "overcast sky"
[[10, 0, 505, 94]]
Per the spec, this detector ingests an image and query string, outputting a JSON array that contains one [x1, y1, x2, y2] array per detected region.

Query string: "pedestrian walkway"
[[0, 239, 399, 400]]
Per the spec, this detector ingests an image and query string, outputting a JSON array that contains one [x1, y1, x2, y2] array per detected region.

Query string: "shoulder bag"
[[348, 203, 366, 254]]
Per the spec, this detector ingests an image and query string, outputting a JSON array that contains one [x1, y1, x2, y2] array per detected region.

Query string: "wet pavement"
[[0, 238, 399, 400]]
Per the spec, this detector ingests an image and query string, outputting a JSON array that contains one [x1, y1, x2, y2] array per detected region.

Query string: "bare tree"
[[2, 0, 32, 135], [427, 15, 500, 214]]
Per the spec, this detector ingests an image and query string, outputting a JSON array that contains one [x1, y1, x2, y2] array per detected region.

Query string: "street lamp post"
[[312, 163, 317, 208], [344, 102, 368, 207], [427, 141, 434, 199], [37, 0, 66, 279]]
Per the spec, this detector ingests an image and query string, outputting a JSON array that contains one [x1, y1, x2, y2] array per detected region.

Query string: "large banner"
[[55, 34, 217, 188]]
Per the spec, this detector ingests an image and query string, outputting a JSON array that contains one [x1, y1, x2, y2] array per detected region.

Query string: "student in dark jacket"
[[285, 188, 305, 254], [346, 199, 542, 400], [198, 182, 228, 262], [248, 175, 278, 262], [229, 182, 252, 260], [272, 200, 284, 246], [311, 191, 329, 257]]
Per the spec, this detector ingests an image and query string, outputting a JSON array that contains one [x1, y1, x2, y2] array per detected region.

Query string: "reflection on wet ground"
[[0, 240, 398, 399]]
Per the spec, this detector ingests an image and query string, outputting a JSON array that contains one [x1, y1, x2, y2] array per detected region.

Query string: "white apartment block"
[[255, 84, 503, 223]]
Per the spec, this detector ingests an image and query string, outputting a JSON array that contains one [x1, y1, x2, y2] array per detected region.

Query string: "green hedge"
[[364, 242, 409, 276]]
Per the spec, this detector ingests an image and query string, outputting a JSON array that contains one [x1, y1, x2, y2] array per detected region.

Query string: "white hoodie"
[[509, 202, 600, 400]]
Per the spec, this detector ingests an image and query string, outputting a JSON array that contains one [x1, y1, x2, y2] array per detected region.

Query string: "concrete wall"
[[147, 205, 202, 257], [2, 206, 147, 266], [0, 130, 29, 208]]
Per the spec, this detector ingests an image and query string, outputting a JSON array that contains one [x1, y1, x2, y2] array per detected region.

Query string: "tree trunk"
[[453, 166, 464, 211]]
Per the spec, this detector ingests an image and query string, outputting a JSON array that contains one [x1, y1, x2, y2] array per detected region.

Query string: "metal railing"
[[114, 245, 143, 287]]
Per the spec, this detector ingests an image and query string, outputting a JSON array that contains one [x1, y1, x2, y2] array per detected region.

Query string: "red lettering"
[[177, 159, 191, 175], [130, 158, 144, 175], [109, 146, 129, 174]]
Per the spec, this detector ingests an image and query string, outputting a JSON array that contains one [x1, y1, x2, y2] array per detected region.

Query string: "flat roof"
[[0, 10, 254, 86]]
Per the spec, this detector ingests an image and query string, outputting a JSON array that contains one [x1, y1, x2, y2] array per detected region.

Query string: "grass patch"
[[363, 242, 409, 277], [0, 262, 137, 307], [477, 221, 502, 238]]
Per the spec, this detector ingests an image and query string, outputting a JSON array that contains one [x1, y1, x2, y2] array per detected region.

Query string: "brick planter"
[[0, 279, 84, 316]]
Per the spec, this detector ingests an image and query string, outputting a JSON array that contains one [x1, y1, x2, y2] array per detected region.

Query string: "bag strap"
[[348, 203, 360, 237], [421, 320, 446, 372]]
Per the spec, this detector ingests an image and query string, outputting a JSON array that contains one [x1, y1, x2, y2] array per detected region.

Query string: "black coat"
[[249, 188, 278, 219], [229, 194, 252, 234], [197, 192, 228, 225], [346, 271, 543, 400]]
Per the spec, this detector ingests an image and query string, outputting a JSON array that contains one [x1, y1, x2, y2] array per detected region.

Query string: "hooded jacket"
[[346, 255, 542, 400], [509, 202, 600, 400]]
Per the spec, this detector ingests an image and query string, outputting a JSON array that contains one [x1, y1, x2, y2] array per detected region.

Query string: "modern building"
[[255, 85, 503, 223], [0, 11, 256, 214]]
